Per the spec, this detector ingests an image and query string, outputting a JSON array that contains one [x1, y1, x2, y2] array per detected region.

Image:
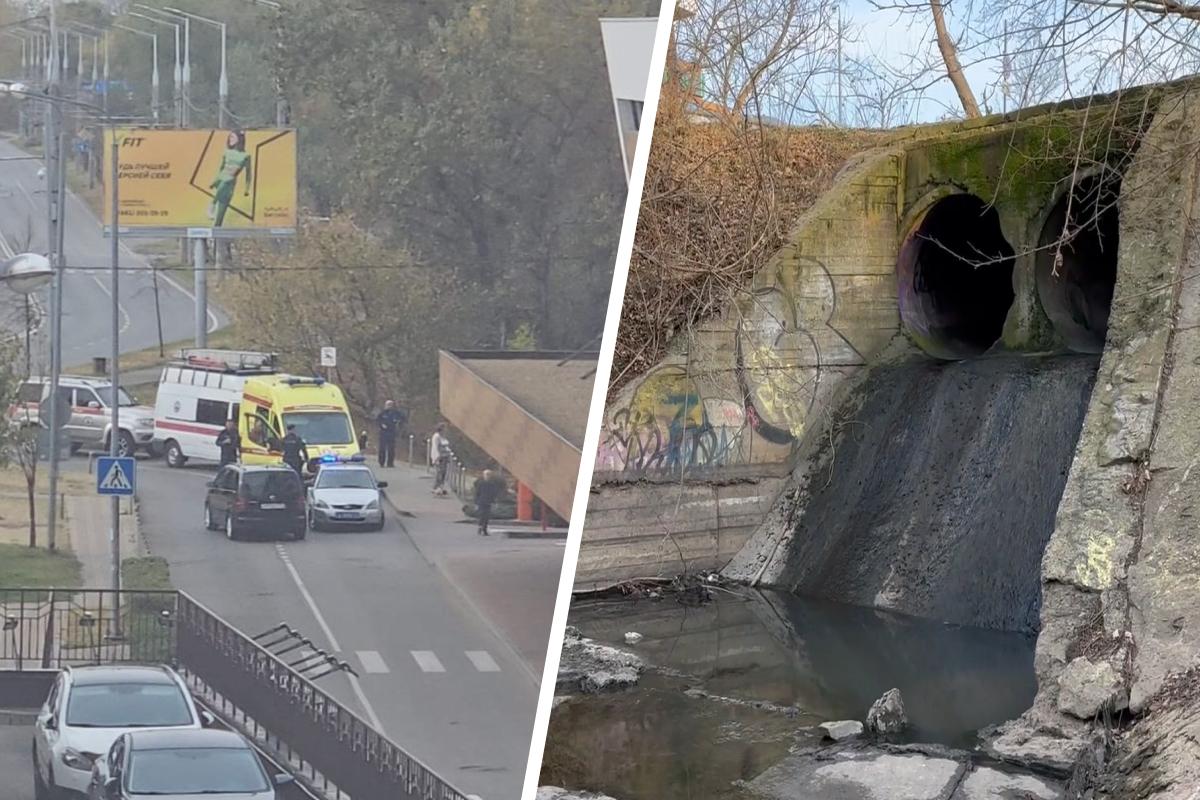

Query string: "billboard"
[[102, 128, 297, 238]]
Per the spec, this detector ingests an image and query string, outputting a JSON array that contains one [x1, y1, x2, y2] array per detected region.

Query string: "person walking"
[[215, 419, 240, 467], [473, 470, 503, 536], [281, 424, 309, 477], [430, 423, 451, 496], [375, 400, 405, 468]]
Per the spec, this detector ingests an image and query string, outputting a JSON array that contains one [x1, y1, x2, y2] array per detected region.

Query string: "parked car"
[[32, 665, 209, 800], [204, 464, 307, 541], [87, 728, 294, 799], [11, 376, 156, 458], [307, 461, 388, 532]]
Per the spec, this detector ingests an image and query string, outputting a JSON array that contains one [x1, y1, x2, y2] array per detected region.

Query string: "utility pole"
[[45, 0, 63, 553], [194, 236, 207, 346], [109, 131, 123, 639]]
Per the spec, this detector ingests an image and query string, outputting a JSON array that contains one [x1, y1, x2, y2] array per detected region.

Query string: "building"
[[599, 17, 658, 181]]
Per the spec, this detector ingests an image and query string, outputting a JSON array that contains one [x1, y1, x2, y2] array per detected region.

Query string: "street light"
[[112, 23, 160, 124], [163, 7, 227, 128], [128, 12, 181, 127], [0, 253, 52, 376], [133, 5, 188, 125]]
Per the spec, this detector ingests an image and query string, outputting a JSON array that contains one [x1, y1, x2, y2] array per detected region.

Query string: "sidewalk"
[[373, 462, 567, 682], [66, 494, 144, 589]]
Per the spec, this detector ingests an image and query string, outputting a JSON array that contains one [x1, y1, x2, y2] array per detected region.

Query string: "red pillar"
[[517, 481, 534, 522]]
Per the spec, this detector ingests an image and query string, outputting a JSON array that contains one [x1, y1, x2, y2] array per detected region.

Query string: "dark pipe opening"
[[1036, 174, 1120, 354], [897, 194, 1016, 360]]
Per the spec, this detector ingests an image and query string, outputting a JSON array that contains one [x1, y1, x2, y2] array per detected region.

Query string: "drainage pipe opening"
[[1036, 175, 1120, 354], [897, 194, 1016, 360]]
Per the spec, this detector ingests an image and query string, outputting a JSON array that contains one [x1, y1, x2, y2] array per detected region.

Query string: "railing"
[[0, 588, 470, 800], [423, 435, 471, 501]]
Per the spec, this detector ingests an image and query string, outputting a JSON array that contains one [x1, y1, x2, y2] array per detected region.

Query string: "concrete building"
[[599, 17, 658, 181]]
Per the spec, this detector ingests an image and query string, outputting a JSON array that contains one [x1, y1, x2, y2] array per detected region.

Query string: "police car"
[[306, 456, 388, 532]]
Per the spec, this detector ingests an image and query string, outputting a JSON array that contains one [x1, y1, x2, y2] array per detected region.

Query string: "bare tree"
[[930, 0, 982, 116]]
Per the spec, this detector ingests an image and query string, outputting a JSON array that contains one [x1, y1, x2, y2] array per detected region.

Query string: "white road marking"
[[356, 650, 389, 674], [273, 544, 387, 734], [411, 650, 446, 673], [465, 650, 501, 672], [89, 274, 132, 334]]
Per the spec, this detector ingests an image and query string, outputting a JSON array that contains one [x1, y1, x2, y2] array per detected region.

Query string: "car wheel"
[[225, 515, 237, 541], [165, 440, 187, 468], [204, 503, 216, 531], [116, 430, 136, 458], [371, 518, 385, 532], [308, 511, 321, 533], [67, 442, 82, 457]]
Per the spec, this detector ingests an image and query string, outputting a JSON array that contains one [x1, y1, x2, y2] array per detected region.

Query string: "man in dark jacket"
[[473, 470, 503, 536], [281, 424, 309, 476], [215, 420, 240, 466], [375, 400, 406, 468]]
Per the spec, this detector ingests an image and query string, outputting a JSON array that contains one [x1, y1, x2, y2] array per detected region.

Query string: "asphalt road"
[[137, 460, 551, 800], [0, 137, 224, 369]]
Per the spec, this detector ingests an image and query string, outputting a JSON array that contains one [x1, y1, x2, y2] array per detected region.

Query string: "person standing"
[[281, 424, 309, 477], [473, 470, 503, 536], [375, 400, 405, 468], [215, 419, 240, 466], [430, 423, 451, 496]]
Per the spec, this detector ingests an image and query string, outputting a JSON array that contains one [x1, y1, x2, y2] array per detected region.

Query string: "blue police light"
[[319, 454, 338, 463]]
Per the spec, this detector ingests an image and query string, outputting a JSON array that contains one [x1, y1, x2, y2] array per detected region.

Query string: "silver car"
[[12, 376, 157, 457], [88, 728, 294, 799], [307, 463, 388, 531]]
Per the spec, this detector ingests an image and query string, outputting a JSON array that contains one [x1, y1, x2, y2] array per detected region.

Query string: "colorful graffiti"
[[595, 367, 748, 475]]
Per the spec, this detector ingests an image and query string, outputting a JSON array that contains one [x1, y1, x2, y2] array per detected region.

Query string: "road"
[[137, 460, 562, 800], [0, 137, 224, 369]]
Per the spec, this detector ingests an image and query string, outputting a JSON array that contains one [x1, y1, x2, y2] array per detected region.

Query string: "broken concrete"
[[555, 626, 643, 695], [744, 744, 1061, 800]]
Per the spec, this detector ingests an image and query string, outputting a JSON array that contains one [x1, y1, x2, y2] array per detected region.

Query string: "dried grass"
[[611, 85, 891, 396]]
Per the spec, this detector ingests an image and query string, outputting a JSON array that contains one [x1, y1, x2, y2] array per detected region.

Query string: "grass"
[[66, 324, 244, 377], [121, 556, 176, 663], [0, 542, 82, 593]]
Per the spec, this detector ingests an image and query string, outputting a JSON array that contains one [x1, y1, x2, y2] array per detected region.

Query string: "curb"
[[0, 709, 37, 726], [501, 529, 568, 540]]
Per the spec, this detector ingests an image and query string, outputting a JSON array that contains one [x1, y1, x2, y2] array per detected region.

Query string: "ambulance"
[[154, 349, 359, 472]]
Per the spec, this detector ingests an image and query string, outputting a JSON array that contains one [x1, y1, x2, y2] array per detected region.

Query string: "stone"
[[624, 631, 643, 644], [1056, 658, 1128, 719], [819, 720, 864, 741], [951, 766, 1060, 799], [866, 688, 908, 734], [556, 632, 643, 695], [536, 788, 621, 800], [750, 750, 962, 800]]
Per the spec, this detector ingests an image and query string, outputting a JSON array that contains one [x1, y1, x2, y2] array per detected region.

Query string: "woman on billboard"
[[208, 130, 252, 227]]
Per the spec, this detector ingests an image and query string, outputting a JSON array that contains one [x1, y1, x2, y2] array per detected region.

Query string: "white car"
[[32, 665, 210, 799], [307, 461, 388, 532]]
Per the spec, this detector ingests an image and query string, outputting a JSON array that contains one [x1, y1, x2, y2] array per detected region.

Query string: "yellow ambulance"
[[238, 375, 360, 472]]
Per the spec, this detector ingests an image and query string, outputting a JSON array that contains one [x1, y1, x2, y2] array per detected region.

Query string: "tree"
[[929, 0, 980, 117]]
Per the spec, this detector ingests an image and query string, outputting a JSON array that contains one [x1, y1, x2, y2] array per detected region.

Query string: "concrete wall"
[[581, 95, 1150, 586]]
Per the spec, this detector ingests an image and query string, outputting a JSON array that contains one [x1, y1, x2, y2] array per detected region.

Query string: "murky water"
[[543, 589, 1036, 800]]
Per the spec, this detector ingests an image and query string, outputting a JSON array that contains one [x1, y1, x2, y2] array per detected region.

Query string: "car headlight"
[[135, 417, 154, 428], [365, 499, 378, 510], [315, 499, 329, 509], [62, 747, 96, 771]]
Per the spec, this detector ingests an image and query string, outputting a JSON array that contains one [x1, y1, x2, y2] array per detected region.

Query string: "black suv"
[[204, 465, 307, 541]]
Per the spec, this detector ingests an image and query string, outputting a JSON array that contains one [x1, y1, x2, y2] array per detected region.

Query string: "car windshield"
[[241, 471, 303, 500], [65, 683, 193, 728], [93, 386, 137, 407], [316, 469, 375, 489], [127, 747, 270, 793], [283, 412, 352, 445]]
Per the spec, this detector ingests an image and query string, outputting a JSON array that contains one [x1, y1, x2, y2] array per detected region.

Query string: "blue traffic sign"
[[96, 456, 136, 496]]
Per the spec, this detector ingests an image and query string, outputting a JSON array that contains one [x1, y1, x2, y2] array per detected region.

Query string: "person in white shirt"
[[429, 423, 451, 496]]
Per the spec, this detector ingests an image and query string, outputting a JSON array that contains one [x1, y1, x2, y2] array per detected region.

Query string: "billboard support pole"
[[45, 0, 62, 553], [194, 237, 207, 347]]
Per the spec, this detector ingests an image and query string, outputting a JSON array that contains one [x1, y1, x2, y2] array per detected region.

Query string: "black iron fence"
[[0, 588, 470, 800]]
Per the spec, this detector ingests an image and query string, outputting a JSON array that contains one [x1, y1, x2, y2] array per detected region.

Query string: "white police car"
[[306, 456, 387, 532]]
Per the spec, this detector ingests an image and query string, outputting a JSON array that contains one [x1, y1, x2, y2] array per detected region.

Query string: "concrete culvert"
[[1036, 175, 1120, 354], [897, 194, 1016, 360]]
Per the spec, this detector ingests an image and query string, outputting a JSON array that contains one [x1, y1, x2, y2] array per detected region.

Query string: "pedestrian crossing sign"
[[97, 456, 136, 496]]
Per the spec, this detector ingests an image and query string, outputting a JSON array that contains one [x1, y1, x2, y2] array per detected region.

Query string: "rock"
[[536, 788, 621, 800], [866, 688, 908, 734], [1056, 658, 1129, 719], [624, 631, 643, 644], [556, 632, 643, 695], [818, 720, 863, 741]]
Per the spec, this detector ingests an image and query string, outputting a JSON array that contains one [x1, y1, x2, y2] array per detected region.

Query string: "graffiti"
[[596, 367, 747, 476], [736, 257, 863, 445]]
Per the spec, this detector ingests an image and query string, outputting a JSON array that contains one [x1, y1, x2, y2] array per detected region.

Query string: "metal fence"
[[0, 588, 470, 800]]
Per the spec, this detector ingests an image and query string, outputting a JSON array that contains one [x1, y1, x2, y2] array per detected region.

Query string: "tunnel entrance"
[[1036, 175, 1120, 353], [897, 194, 1016, 360]]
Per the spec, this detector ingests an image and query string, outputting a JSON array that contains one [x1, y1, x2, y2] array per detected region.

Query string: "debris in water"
[[624, 631, 643, 644]]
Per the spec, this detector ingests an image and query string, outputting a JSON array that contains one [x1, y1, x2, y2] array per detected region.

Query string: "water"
[[544, 590, 1036, 800]]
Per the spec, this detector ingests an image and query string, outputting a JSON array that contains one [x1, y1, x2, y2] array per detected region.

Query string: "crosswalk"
[[350, 648, 505, 675]]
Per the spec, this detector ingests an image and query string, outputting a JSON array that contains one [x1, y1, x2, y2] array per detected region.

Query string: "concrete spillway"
[[757, 354, 1098, 633]]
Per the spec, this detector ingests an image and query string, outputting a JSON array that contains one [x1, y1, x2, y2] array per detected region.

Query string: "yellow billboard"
[[103, 128, 297, 237]]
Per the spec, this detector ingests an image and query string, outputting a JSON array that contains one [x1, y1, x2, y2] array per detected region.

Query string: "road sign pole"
[[194, 236, 207, 347], [110, 131, 122, 640]]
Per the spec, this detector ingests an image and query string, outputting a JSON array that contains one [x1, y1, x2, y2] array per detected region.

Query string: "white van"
[[153, 349, 278, 467]]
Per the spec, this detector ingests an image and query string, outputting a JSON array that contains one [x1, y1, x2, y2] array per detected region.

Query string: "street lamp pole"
[[132, 6, 187, 125], [164, 8, 228, 128], [108, 130, 122, 635], [128, 12, 180, 127], [113, 24, 160, 124]]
